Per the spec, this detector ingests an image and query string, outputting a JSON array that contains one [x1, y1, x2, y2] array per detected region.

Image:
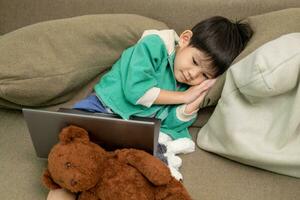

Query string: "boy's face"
[[174, 30, 215, 85]]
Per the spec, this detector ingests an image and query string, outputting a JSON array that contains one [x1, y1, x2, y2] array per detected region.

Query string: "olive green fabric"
[[0, 14, 168, 109], [2, 112, 300, 200], [200, 8, 300, 109], [1, 0, 300, 35]]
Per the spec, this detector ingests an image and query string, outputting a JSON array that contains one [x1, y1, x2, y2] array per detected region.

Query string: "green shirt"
[[94, 34, 196, 139]]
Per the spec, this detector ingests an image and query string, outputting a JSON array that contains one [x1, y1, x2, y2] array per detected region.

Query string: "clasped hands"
[[182, 79, 216, 114]]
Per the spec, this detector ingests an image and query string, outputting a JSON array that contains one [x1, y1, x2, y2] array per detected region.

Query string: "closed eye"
[[192, 57, 198, 66], [203, 73, 209, 79]]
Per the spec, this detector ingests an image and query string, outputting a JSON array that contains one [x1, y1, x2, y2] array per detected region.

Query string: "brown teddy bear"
[[42, 125, 192, 200]]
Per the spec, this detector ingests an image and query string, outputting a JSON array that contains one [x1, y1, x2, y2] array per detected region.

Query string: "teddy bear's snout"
[[70, 179, 77, 186]]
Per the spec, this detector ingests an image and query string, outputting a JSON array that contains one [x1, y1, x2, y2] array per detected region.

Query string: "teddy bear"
[[42, 125, 192, 200]]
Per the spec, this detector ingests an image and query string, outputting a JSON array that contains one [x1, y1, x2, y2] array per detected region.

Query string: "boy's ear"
[[59, 125, 90, 144], [179, 30, 193, 47]]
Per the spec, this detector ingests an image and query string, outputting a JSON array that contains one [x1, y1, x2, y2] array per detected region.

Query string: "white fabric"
[[176, 104, 198, 122], [139, 29, 179, 55], [166, 137, 195, 154], [136, 87, 161, 107], [165, 152, 182, 169], [169, 166, 183, 181], [158, 131, 173, 145], [159, 132, 195, 180], [197, 33, 300, 178]]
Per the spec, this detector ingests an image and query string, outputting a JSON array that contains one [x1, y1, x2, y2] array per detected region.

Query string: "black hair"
[[190, 16, 253, 76]]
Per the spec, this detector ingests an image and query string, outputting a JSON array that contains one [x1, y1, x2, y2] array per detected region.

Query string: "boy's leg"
[[47, 189, 76, 200]]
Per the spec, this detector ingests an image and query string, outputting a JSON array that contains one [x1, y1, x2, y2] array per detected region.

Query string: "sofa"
[[1, 1, 300, 199]]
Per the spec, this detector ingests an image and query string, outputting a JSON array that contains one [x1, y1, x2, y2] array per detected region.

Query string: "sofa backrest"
[[1, 0, 300, 34]]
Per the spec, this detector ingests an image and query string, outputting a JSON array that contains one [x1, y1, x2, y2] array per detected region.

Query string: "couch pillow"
[[193, 8, 300, 127], [197, 33, 300, 177], [0, 14, 168, 109]]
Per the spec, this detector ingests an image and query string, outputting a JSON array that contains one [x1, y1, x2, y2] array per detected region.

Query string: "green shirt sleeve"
[[120, 35, 168, 105], [160, 105, 196, 139]]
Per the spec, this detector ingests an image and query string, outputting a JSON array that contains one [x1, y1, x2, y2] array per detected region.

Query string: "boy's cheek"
[[173, 70, 182, 82]]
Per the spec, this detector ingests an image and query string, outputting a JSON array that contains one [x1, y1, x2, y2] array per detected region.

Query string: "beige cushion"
[[198, 33, 300, 177], [193, 8, 300, 127], [0, 14, 168, 109]]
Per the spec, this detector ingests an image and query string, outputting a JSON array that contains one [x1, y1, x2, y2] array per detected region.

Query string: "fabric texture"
[[193, 7, 300, 127], [94, 34, 181, 119], [73, 94, 111, 113], [199, 8, 300, 109], [72, 93, 195, 180], [197, 33, 300, 177], [95, 33, 196, 139], [159, 132, 195, 181], [2, 0, 300, 35], [2, 0, 300, 199], [136, 87, 161, 108], [0, 14, 168, 109]]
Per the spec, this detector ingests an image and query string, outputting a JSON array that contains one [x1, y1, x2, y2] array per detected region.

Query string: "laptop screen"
[[23, 108, 160, 158]]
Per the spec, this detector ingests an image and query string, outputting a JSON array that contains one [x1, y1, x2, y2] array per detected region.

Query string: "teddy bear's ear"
[[42, 169, 61, 190], [59, 125, 90, 144]]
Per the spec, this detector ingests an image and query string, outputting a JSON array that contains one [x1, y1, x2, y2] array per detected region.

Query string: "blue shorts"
[[73, 94, 110, 113]]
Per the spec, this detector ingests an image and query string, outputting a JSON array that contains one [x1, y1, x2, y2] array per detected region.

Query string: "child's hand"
[[183, 79, 216, 114], [182, 79, 216, 104]]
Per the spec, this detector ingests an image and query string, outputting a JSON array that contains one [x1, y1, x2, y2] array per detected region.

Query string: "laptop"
[[23, 108, 161, 159]]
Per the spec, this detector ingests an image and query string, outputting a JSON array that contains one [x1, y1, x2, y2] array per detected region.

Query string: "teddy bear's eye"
[[65, 162, 72, 168]]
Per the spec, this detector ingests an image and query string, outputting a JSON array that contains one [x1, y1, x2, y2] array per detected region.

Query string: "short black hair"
[[190, 16, 253, 76]]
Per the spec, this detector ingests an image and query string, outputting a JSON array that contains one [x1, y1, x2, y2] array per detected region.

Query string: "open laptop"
[[23, 108, 161, 159]]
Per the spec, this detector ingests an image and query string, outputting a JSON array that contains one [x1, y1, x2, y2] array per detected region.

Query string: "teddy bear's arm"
[[155, 177, 192, 200], [116, 149, 171, 186], [42, 169, 61, 190]]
